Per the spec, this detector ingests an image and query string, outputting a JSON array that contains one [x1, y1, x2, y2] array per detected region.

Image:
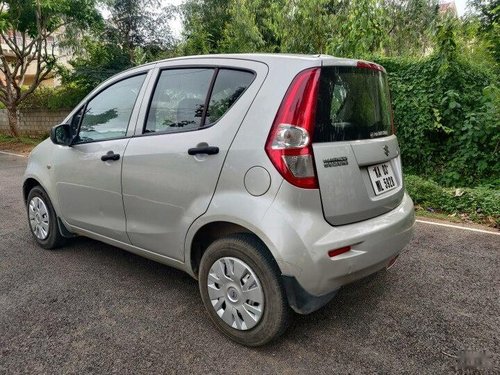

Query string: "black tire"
[[199, 233, 289, 346], [26, 185, 66, 250]]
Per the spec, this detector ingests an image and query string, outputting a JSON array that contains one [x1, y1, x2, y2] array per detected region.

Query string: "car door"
[[53, 72, 149, 243], [122, 60, 267, 261]]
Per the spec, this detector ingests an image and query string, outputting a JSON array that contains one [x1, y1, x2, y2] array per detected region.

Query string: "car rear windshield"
[[314, 66, 393, 142]]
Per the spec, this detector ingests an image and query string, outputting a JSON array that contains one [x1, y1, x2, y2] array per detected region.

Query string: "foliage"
[[405, 174, 499, 226], [17, 84, 87, 110], [60, 36, 132, 93], [180, 0, 230, 54], [382, 0, 439, 56], [0, 133, 47, 145], [180, 0, 440, 58], [219, 0, 264, 53], [100, 0, 175, 61], [453, 17, 497, 73], [381, 56, 499, 186], [376, 17, 499, 187], [0, 0, 101, 136], [274, 0, 336, 54], [62, 0, 175, 91], [327, 0, 390, 58], [468, 0, 500, 65]]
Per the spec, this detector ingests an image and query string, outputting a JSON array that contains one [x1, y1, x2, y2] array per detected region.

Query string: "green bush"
[[405, 175, 499, 226], [377, 54, 499, 188], [18, 85, 89, 111]]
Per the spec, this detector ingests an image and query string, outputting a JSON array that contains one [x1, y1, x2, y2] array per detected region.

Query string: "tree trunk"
[[7, 105, 20, 138]]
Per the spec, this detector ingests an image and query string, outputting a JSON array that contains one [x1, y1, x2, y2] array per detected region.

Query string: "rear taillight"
[[265, 68, 321, 189]]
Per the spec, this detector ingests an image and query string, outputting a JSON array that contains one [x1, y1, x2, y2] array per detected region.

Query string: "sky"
[[162, 0, 183, 38], [449, 0, 467, 16]]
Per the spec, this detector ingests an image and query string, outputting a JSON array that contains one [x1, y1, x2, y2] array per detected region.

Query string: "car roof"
[[132, 53, 360, 71]]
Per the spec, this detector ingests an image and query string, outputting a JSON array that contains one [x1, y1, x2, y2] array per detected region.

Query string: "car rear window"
[[314, 66, 393, 142], [145, 68, 214, 134], [144, 68, 254, 134], [205, 69, 255, 125]]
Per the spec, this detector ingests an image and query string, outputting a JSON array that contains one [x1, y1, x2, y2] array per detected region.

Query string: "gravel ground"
[[1, 153, 499, 374]]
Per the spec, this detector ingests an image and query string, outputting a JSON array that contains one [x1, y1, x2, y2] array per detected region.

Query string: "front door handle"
[[188, 146, 219, 155], [101, 151, 120, 162]]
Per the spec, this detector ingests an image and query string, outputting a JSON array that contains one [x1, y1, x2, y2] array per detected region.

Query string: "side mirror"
[[50, 124, 73, 146]]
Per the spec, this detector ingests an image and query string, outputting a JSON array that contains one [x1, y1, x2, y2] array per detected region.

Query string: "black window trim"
[[71, 72, 148, 145], [139, 65, 257, 138], [201, 68, 219, 127]]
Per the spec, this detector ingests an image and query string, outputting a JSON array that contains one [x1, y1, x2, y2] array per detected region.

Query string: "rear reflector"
[[328, 246, 351, 258]]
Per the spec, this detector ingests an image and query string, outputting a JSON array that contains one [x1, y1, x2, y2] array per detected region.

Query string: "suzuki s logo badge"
[[383, 145, 390, 156]]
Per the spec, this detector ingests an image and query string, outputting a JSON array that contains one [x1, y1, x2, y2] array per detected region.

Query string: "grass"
[[414, 210, 465, 224], [405, 175, 499, 228], [0, 133, 47, 145], [0, 133, 48, 154]]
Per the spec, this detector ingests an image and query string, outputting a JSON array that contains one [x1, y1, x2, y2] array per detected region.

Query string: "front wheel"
[[27, 186, 66, 249], [199, 234, 289, 346]]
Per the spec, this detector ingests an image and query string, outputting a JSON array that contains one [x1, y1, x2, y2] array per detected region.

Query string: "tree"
[[62, 36, 132, 93], [101, 0, 175, 63], [180, 0, 231, 54], [468, 0, 499, 65], [277, 0, 342, 54], [0, 0, 100, 137], [180, 0, 440, 58], [181, 0, 284, 54], [382, 0, 439, 57], [220, 0, 264, 52], [63, 0, 175, 92]]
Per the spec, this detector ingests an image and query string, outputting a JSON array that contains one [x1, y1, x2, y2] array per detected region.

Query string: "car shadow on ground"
[[56, 234, 390, 348]]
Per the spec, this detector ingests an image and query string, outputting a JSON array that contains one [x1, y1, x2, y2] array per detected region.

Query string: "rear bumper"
[[306, 192, 415, 294], [262, 189, 414, 312]]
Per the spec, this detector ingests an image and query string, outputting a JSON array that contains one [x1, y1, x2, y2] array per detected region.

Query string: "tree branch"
[[0, 77, 8, 102]]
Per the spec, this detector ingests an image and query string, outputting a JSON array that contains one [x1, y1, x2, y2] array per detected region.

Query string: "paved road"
[[1, 153, 499, 374]]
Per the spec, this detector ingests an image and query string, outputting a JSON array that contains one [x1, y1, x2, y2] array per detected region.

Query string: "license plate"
[[368, 162, 398, 196]]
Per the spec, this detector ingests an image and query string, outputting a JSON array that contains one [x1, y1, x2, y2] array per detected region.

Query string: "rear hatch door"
[[312, 64, 405, 225]]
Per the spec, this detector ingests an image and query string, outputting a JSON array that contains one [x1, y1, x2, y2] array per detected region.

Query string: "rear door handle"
[[101, 151, 120, 162], [188, 146, 219, 155]]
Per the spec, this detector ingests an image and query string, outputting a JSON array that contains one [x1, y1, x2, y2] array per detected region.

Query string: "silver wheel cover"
[[29, 196, 50, 240], [207, 257, 264, 330]]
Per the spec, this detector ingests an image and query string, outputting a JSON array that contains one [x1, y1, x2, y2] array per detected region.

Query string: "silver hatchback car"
[[23, 54, 415, 346]]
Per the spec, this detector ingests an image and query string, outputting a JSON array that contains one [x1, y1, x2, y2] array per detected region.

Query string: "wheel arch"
[[187, 219, 283, 278], [23, 177, 56, 208], [23, 177, 43, 204], [22, 176, 63, 224]]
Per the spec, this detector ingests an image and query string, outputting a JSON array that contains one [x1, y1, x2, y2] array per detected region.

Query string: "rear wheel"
[[27, 186, 66, 249], [199, 234, 289, 346]]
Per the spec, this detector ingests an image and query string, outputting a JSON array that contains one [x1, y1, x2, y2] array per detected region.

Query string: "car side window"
[[144, 68, 214, 134], [205, 69, 255, 125], [75, 74, 146, 143]]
